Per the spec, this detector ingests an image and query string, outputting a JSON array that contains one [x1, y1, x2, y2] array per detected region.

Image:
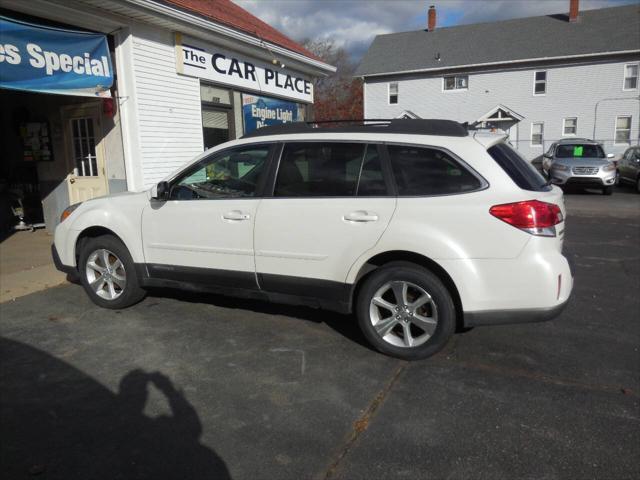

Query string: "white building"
[[0, 0, 334, 231], [356, 2, 640, 161]]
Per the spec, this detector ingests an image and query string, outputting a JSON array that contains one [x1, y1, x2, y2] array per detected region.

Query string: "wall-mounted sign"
[[242, 94, 304, 134], [176, 33, 313, 104], [0, 16, 113, 97]]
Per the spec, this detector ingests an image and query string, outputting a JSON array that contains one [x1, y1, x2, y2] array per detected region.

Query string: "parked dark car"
[[618, 146, 640, 193]]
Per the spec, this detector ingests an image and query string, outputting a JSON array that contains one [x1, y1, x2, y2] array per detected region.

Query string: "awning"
[[0, 15, 113, 97]]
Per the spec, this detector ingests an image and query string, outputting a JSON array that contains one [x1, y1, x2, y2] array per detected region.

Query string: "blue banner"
[[0, 16, 113, 97], [242, 94, 303, 134]]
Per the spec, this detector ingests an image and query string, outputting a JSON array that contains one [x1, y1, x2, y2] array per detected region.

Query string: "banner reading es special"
[[175, 34, 313, 104], [0, 15, 113, 97]]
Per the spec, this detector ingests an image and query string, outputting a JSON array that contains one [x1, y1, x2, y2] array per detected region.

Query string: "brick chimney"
[[428, 5, 436, 31], [569, 0, 579, 22]]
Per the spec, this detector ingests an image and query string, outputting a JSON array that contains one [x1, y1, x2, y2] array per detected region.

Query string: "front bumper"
[[550, 168, 616, 186], [51, 244, 77, 276]]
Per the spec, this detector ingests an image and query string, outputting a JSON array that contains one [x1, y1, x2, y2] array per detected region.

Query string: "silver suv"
[[542, 138, 617, 195]]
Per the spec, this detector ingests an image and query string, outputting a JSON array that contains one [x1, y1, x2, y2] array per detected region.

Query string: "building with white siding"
[[356, 1, 640, 162], [0, 0, 334, 231]]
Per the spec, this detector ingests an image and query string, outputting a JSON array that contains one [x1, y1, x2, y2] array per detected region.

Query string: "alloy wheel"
[[369, 280, 438, 348], [85, 248, 127, 300]]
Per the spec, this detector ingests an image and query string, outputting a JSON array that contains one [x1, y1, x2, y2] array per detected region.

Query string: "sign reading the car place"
[[175, 34, 313, 103]]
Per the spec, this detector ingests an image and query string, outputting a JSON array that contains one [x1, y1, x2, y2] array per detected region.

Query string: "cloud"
[[234, 0, 637, 60]]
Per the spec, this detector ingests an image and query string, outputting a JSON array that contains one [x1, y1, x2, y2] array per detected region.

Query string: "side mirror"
[[152, 181, 170, 200], [606, 153, 615, 159], [543, 153, 552, 159]]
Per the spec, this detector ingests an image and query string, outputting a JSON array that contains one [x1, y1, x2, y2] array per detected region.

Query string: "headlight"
[[552, 164, 569, 172], [60, 203, 82, 223], [602, 163, 616, 172]]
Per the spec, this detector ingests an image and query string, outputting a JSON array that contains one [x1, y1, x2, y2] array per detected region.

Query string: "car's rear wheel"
[[79, 235, 146, 309], [602, 186, 613, 195], [356, 262, 456, 360]]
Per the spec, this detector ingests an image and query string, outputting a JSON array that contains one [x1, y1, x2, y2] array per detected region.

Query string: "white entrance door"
[[63, 105, 108, 203]]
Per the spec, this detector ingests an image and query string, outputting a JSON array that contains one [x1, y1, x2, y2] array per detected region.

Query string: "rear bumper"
[[463, 298, 570, 327]]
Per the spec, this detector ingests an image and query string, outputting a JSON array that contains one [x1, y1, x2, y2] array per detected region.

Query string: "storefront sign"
[[176, 34, 313, 103], [0, 16, 113, 97], [242, 94, 303, 134]]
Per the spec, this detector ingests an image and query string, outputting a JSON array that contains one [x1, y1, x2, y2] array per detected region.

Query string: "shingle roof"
[[161, 0, 320, 60], [356, 5, 640, 77]]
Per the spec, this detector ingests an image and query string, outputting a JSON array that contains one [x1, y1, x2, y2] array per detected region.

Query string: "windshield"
[[555, 144, 605, 158]]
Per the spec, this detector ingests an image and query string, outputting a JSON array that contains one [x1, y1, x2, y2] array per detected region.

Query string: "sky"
[[235, 0, 639, 60]]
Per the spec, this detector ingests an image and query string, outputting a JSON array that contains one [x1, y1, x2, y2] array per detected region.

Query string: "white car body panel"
[[54, 191, 149, 267], [141, 198, 259, 273], [254, 197, 396, 282]]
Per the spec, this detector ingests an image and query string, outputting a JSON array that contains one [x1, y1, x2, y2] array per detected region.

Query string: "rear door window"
[[387, 145, 483, 196], [274, 143, 389, 197], [487, 142, 550, 192], [357, 145, 387, 196]]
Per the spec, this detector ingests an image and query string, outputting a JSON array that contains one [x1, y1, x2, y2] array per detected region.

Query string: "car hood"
[[553, 157, 609, 167]]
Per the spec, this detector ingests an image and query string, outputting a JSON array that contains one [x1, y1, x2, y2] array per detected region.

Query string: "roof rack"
[[241, 118, 469, 138]]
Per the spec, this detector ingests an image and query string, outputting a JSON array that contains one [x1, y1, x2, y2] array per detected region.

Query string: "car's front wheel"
[[356, 262, 456, 360], [602, 186, 614, 196], [78, 234, 146, 309]]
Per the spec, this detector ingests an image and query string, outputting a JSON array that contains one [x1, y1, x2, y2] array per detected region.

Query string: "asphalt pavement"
[[1, 185, 639, 480]]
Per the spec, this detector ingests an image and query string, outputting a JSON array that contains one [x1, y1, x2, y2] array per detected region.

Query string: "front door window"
[[170, 145, 270, 200]]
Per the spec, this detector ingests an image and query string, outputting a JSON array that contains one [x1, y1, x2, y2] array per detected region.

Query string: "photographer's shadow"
[[0, 337, 230, 480]]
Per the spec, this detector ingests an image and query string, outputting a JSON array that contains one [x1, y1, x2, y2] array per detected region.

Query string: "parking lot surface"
[[1, 186, 639, 479]]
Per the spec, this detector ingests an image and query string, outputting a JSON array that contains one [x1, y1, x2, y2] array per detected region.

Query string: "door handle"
[[223, 210, 250, 221], [343, 210, 378, 222]]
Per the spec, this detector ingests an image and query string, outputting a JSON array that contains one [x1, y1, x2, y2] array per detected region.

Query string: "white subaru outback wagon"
[[53, 119, 573, 360]]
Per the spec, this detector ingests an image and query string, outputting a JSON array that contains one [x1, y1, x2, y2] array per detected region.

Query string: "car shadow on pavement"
[[0, 337, 231, 480], [146, 288, 373, 350]]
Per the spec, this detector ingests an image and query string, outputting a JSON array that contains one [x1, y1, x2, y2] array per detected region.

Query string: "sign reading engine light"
[[175, 33, 313, 104]]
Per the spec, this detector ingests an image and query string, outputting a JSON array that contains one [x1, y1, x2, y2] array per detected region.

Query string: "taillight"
[[489, 200, 563, 237]]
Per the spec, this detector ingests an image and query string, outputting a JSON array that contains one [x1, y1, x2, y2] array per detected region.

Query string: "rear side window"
[[387, 145, 483, 196], [487, 142, 550, 192]]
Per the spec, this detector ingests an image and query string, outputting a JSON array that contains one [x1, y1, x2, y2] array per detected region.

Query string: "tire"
[[78, 234, 146, 309], [356, 262, 456, 360], [636, 177, 640, 194], [602, 186, 613, 196]]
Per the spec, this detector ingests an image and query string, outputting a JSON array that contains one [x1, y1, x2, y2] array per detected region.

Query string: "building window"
[[623, 63, 638, 90], [389, 83, 398, 104], [443, 75, 468, 91], [563, 117, 577, 136], [615, 116, 632, 144], [534, 71, 546, 95], [531, 122, 544, 146], [200, 84, 234, 150]]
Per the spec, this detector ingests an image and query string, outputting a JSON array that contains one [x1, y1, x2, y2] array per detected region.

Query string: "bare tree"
[[302, 39, 363, 121]]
